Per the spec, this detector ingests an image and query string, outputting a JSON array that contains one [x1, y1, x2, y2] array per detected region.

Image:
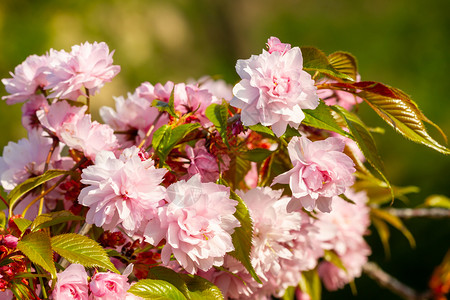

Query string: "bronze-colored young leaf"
[[325, 81, 449, 154], [301, 46, 354, 81], [17, 231, 57, 280], [371, 216, 391, 258], [371, 208, 416, 248], [328, 51, 358, 81]]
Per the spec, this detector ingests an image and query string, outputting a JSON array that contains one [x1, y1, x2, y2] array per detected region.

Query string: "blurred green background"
[[0, 0, 449, 298]]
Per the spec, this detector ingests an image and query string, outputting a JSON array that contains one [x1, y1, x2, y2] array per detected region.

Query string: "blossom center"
[[271, 76, 290, 97]]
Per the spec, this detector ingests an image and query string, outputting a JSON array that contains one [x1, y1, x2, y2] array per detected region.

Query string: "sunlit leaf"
[[206, 103, 230, 148], [248, 124, 276, 138], [7, 170, 69, 216], [152, 95, 177, 118], [301, 46, 354, 81], [303, 101, 352, 138], [371, 217, 391, 258], [17, 231, 56, 279], [371, 208, 416, 248], [30, 211, 84, 232], [423, 195, 450, 209], [13, 218, 32, 233], [326, 81, 449, 154], [299, 269, 321, 300], [179, 273, 224, 300], [128, 279, 187, 300], [323, 250, 347, 272], [240, 148, 273, 162], [228, 191, 261, 283], [282, 286, 295, 300], [328, 51, 358, 81], [51, 233, 118, 273]]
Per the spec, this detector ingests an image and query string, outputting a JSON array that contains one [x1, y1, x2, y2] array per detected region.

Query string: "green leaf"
[[153, 123, 201, 164], [179, 273, 224, 300], [299, 269, 321, 300], [331, 105, 394, 203], [240, 149, 273, 162], [323, 250, 347, 272], [327, 51, 358, 81], [51, 233, 118, 273], [371, 208, 416, 248], [0, 211, 6, 229], [152, 97, 177, 118], [13, 218, 32, 233], [371, 217, 391, 258], [248, 124, 276, 138], [282, 286, 295, 300], [281, 125, 302, 138], [205, 103, 230, 147], [17, 231, 56, 279], [30, 211, 85, 232], [303, 101, 352, 138], [223, 154, 251, 190], [353, 178, 419, 206], [328, 81, 450, 154], [423, 195, 450, 209], [128, 279, 187, 300], [228, 191, 261, 283], [7, 170, 69, 216], [148, 267, 190, 298], [301, 46, 354, 81]]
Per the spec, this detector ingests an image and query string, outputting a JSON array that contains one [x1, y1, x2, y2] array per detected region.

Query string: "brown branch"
[[383, 208, 450, 219], [363, 262, 430, 300]]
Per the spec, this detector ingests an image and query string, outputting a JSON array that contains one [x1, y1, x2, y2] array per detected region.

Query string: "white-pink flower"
[[231, 37, 319, 137], [238, 187, 302, 282], [21, 94, 49, 131], [100, 87, 169, 148], [37, 100, 88, 134], [317, 75, 363, 110], [2, 54, 49, 104], [194, 76, 233, 102], [52, 264, 89, 300], [89, 264, 133, 300], [144, 174, 239, 274], [45, 42, 120, 100], [78, 146, 167, 234], [135, 81, 174, 102], [272, 136, 355, 213], [266, 36, 292, 55], [0, 130, 61, 191]]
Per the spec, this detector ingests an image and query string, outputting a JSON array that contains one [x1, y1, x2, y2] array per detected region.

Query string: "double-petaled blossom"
[[0, 130, 61, 192], [314, 189, 371, 290], [78, 146, 167, 234], [144, 174, 239, 274], [194, 76, 233, 102], [52, 264, 89, 300], [272, 136, 355, 213], [231, 37, 319, 137], [100, 87, 169, 149], [89, 265, 133, 300], [45, 42, 120, 100], [1, 54, 49, 104]]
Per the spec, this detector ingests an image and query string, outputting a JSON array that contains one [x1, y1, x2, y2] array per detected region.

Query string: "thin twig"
[[363, 262, 430, 300], [383, 208, 450, 219]]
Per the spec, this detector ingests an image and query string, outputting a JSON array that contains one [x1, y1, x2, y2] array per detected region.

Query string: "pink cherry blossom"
[[21, 94, 49, 131], [237, 187, 302, 282], [37, 100, 88, 134], [231, 37, 319, 137], [314, 190, 371, 290], [2, 54, 49, 104], [272, 136, 355, 213], [89, 264, 133, 300], [52, 264, 89, 300], [79, 146, 167, 234], [0, 130, 61, 191], [266, 36, 292, 55], [185, 139, 228, 183], [144, 174, 239, 274], [3, 235, 18, 249], [194, 76, 233, 102], [135, 81, 174, 102], [100, 87, 169, 149], [173, 83, 221, 125], [45, 42, 120, 100]]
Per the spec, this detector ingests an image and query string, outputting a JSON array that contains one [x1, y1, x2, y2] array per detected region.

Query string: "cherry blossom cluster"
[[0, 37, 373, 299]]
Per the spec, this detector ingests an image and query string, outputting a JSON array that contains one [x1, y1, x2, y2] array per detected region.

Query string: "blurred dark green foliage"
[[0, 0, 449, 298]]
